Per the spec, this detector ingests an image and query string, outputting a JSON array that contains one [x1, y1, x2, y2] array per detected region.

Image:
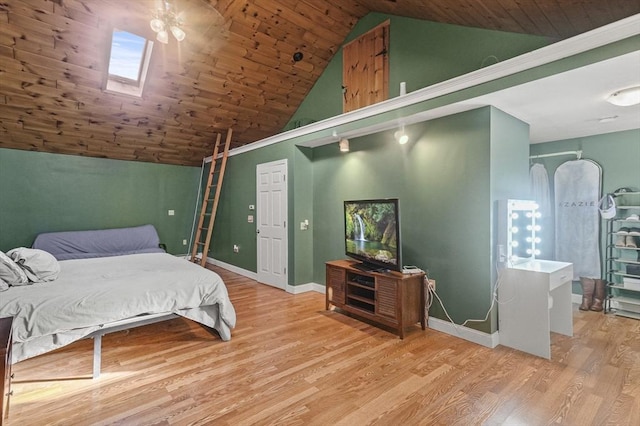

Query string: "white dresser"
[[498, 260, 573, 359]]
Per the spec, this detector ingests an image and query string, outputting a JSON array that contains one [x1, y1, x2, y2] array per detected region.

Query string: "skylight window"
[[105, 29, 154, 97]]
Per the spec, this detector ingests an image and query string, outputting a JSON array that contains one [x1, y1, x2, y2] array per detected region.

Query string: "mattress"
[[0, 253, 236, 363]]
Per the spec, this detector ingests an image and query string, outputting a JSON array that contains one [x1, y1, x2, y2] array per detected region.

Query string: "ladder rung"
[[191, 128, 232, 269]]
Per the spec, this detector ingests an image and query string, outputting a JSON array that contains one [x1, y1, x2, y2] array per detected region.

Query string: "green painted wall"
[[308, 107, 529, 333], [0, 148, 200, 254], [285, 13, 552, 130], [529, 129, 640, 295], [208, 139, 316, 285]]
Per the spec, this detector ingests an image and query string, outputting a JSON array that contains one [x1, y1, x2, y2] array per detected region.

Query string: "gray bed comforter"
[[0, 253, 236, 363]]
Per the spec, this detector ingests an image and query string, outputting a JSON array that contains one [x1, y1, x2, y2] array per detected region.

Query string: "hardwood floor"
[[6, 266, 640, 425]]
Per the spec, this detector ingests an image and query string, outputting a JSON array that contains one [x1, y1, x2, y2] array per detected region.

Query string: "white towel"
[[554, 160, 601, 280]]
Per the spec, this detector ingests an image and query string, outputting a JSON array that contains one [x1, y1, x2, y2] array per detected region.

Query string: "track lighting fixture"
[[394, 125, 409, 145], [339, 137, 350, 152]]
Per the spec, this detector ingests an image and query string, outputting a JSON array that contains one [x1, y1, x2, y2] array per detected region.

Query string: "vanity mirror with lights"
[[504, 199, 542, 264], [497, 199, 574, 359]]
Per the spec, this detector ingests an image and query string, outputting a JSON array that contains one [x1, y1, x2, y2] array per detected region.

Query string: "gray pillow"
[[7, 247, 60, 283], [0, 277, 8, 292], [0, 250, 29, 285]]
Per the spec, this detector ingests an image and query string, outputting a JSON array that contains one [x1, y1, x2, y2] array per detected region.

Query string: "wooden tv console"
[[325, 260, 426, 338]]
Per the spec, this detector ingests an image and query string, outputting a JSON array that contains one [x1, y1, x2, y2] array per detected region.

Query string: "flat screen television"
[[344, 198, 401, 272]]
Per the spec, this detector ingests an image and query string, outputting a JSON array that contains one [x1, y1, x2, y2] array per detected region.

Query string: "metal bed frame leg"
[[93, 334, 102, 379]]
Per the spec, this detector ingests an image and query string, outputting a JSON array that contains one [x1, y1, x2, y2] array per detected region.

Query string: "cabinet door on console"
[[376, 277, 397, 321], [327, 265, 346, 305]]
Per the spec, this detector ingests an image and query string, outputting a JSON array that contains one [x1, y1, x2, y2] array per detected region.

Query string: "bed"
[[0, 225, 236, 378]]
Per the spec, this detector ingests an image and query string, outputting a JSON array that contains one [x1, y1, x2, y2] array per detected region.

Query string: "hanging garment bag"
[[554, 159, 602, 280]]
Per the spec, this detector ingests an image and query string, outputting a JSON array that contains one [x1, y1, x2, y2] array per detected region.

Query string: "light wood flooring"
[[6, 266, 640, 425]]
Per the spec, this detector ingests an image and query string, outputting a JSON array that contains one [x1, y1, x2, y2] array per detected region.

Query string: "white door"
[[256, 159, 288, 290]]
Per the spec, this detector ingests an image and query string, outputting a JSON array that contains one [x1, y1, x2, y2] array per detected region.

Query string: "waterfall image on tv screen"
[[344, 199, 400, 270]]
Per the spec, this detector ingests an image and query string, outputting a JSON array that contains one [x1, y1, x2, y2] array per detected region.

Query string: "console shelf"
[[325, 260, 426, 338]]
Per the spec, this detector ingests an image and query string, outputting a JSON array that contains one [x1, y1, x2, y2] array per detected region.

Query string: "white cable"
[[424, 261, 507, 332], [187, 157, 207, 259]]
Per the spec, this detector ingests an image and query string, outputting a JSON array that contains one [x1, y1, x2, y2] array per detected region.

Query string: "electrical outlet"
[[182, 239, 187, 245], [168, 209, 175, 216], [428, 279, 436, 291], [498, 244, 506, 262], [233, 244, 239, 253]]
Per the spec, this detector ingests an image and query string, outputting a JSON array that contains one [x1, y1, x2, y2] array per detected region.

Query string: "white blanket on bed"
[[0, 253, 236, 363]]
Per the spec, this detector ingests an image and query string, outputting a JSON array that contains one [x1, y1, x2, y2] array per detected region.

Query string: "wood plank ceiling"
[[0, 0, 638, 166]]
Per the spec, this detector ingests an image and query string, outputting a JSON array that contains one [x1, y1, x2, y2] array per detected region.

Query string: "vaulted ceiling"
[[1, 0, 638, 166]]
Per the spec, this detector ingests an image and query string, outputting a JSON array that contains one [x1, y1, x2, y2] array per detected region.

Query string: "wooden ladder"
[[190, 128, 232, 266]]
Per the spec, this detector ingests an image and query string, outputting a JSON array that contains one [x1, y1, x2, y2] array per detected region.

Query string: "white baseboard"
[[205, 257, 326, 295], [572, 293, 582, 304], [427, 316, 500, 348], [205, 257, 258, 281], [287, 282, 326, 294], [201, 257, 518, 351]]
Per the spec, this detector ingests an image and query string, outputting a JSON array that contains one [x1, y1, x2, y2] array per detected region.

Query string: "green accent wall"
[[529, 129, 640, 295], [212, 106, 529, 333], [0, 148, 200, 254], [285, 13, 552, 130]]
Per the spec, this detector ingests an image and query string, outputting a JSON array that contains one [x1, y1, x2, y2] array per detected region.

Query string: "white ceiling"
[[464, 50, 640, 144]]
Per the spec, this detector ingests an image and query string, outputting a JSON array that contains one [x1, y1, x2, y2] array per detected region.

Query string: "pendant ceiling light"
[[150, 0, 186, 44]]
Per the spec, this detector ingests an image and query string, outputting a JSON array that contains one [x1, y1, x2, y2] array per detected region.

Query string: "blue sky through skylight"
[[108, 30, 146, 80]]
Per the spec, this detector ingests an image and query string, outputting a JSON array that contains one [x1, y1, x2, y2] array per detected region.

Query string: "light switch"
[[168, 210, 175, 216], [248, 215, 254, 223]]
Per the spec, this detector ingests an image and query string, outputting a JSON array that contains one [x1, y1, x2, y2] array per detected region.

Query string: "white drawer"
[[549, 265, 572, 291]]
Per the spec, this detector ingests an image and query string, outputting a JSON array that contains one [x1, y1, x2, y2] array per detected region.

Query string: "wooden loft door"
[[342, 20, 390, 113]]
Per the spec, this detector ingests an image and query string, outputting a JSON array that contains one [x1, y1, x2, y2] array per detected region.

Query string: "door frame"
[[256, 159, 288, 290]]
